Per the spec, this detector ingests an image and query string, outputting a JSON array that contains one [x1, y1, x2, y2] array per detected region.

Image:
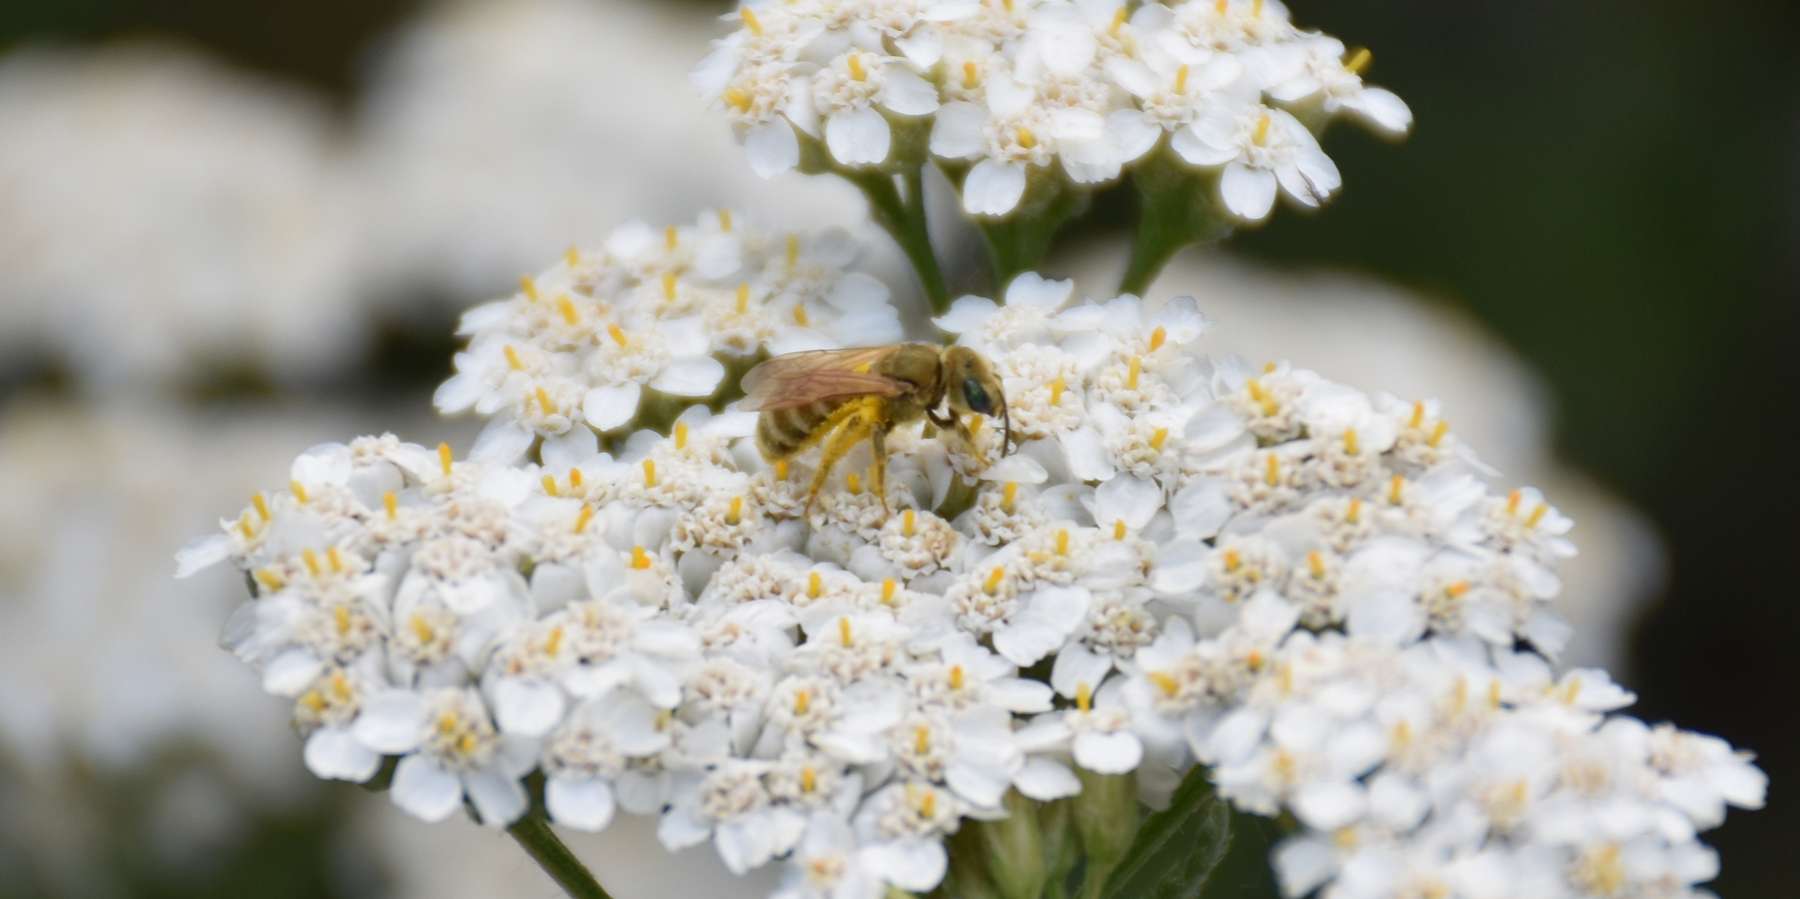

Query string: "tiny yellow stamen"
[[1108, 6, 1128, 34], [1173, 65, 1190, 94], [1126, 355, 1142, 390], [1016, 125, 1038, 149], [1214, 0, 1227, 14], [793, 689, 811, 715], [607, 323, 629, 348], [718, 209, 733, 232], [664, 225, 679, 251], [792, 304, 810, 326], [1345, 47, 1372, 75], [740, 5, 763, 36], [299, 691, 326, 713], [774, 459, 790, 481], [1264, 453, 1280, 487], [846, 472, 863, 495], [630, 545, 652, 570], [456, 733, 478, 756], [520, 275, 539, 301], [983, 565, 1005, 595], [557, 295, 580, 325], [661, 272, 679, 302], [1055, 528, 1070, 556], [1001, 483, 1018, 513], [569, 468, 583, 488], [838, 616, 854, 648], [543, 625, 565, 658], [800, 766, 818, 793], [914, 725, 931, 755], [1506, 488, 1523, 516], [1223, 548, 1241, 572], [409, 614, 435, 646], [727, 496, 744, 525], [1252, 0, 1265, 17], [535, 386, 556, 415], [290, 480, 310, 505], [962, 61, 980, 89], [327, 546, 345, 574], [1409, 400, 1426, 429], [1149, 671, 1180, 697], [808, 571, 823, 600], [1307, 550, 1326, 579], [724, 87, 752, 112], [573, 504, 595, 534], [1113, 519, 1128, 540], [847, 53, 867, 82], [1251, 113, 1272, 147], [1346, 497, 1362, 524], [383, 491, 398, 521], [1559, 675, 1584, 705], [1150, 427, 1170, 451], [785, 234, 800, 270], [1526, 503, 1550, 528], [675, 422, 690, 451], [564, 246, 581, 267], [918, 788, 937, 819], [1388, 474, 1405, 505], [642, 459, 657, 488], [903, 508, 917, 537], [1428, 420, 1449, 448], [251, 492, 271, 522], [254, 569, 285, 592], [1488, 678, 1504, 709], [1446, 581, 1471, 599], [504, 344, 524, 371], [736, 282, 750, 314], [881, 578, 897, 605], [542, 474, 560, 497], [436, 712, 458, 734], [1343, 428, 1360, 456], [302, 549, 322, 578], [1049, 375, 1066, 406], [1149, 325, 1168, 353], [1075, 682, 1093, 712], [238, 512, 256, 539]]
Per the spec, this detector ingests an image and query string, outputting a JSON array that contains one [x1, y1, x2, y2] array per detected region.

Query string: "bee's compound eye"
[[962, 378, 993, 415]]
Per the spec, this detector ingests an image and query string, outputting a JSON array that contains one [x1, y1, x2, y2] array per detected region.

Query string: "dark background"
[[2, 0, 1793, 895]]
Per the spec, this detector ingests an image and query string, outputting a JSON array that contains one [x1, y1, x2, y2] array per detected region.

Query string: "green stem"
[[1118, 151, 1233, 297], [853, 168, 952, 316], [973, 178, 1090, 293], [506, 815, 615, 899]]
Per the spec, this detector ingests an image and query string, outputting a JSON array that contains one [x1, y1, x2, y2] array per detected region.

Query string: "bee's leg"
[[870, 423, 889, 514], [806, 407, 874, 511]]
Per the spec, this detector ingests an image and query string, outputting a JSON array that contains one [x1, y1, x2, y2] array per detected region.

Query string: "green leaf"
[[1096, 766, 1232, 899]]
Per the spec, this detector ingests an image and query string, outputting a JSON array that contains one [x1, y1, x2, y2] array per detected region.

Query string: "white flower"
[[773, 814, 886, 899], [1175, 103, 1340, 221], [804, 51, 939, 167], [357, 687, 540, 826], [542, 692, 671, 832]]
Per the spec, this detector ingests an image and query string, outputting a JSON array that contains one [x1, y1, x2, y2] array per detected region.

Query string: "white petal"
[[304, 728, 380, 782], [1095, 475, 1163, 530], [929, 102, 987, 159], [1015, 757, 1081, 801], [882, 69, 941, 116], [865, 840, 946, 893], [961, 160, 1027, 217], [1050, 644, 1114, 699], [1074, 731, 1143, 774], [174, 534, 231, 579], [465, 767, 529, 827], [1293, 780, 1366, 831], [392, 755, 463, 823], [1172, 125, 1239, 166], [541, 428, 598, 472], [583, 383, 643, 431], [1351, 87, 1412, 135], [651, 356, 726, 397], [1060, 427, 1114, 482], [1219, 163, 1278, 221], [931, 295, 998, 334], [1170, 480, 1232, 540], [1004, 272, 1075, 309], [353, 690, 428, 754], [1108, 109, 1162, 165], [825, 108, 892, 166], [261, 650, 323, 697], [745, 121, 800, 178], [979, 454, 1047, 484], [470, 419, 534, 465], [492, 678, 567, 737]]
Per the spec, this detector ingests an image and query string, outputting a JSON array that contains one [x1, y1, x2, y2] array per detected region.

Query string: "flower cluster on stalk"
[[695, 0, 1410, 221], [182, 229, 1762, 897]]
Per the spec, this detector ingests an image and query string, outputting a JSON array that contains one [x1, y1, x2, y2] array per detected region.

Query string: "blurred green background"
[[1, 0, 1793, 895]]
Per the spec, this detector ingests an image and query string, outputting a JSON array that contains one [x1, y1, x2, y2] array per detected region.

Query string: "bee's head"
[[942, 346, 1012, 455]]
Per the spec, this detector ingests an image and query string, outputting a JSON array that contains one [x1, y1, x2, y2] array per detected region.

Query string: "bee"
[[741, 343, 1011, 511]]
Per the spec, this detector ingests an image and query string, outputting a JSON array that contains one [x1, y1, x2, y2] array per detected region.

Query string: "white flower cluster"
[[435, 212, 902, 466], [182, 269, 1760, 899], [695, 0, 1410, 220]]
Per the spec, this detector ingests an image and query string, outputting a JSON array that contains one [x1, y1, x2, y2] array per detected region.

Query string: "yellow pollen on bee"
[[251, 492, 271, 522], [607, 323, 629, 348], [881, 578, 897, 605], [1445, 580, 1471, 599], [968, 415, 984, 436], [718, 209, 733, 232], [1174, 65, 1190, 94], [642, 459, 657, 487], [785, 234, 800, 270], [302, 549, 322, 577], [1264, 453, 1281, 487], [838, 616, 854, 648], [557, 294, 580, 325], [1126, 355, 1142, 390], [383, 490, 398, 521], [846, 472, 863, 495], [1001, 483, 1018, 513], [630, 545, 652, 570], [962, 61, 980, 89], [1428, 420, 1449, 448], [328, 546, 346, 574], [847, 53, 868, 82], [793, 688, 811, 715], [409, 614, 435, 646], [1527, 503, 1550, 528], [254, 568, 285, 592], [1049, 375, 1066, 406], [1307, 550, 1326, 579], [983, 565, 1005, 595], [1016, 125, 1038, 149], [504, 344, 524, 371], [1343, 428, 1360, 456], [903, 508, 917, 536], [573, 504, 595, 534], [724, 87, 752, 112], [1409, 400, 1426, 429], [661, 272, 679, 302], [739, 5, 763, 35], [800, 766, 818, 793], [674, 422, 690, 451], [1223, 548, 1241, 572], [727, 496, 744, 525], [330, 605, 350, 635], [792, 304, 810, 326], [520, 275, 540, 301], [736, 282, 751, 314], [542, 474, 560, 497], [1113, 519, 1128, 541], [1109, 6, 1128, 34], [1075, 682, 1093, 712], [1346, 497, 1362, 524], [807, 571, 823, 599], [1055, 528, 1070, 556], [1150, 427, 1170, 451], [1388, 474, 1405, 505], [565, 246, 581, 267], [290, 479, 310, 505], [1251, 113, 1272, 147], [1506, 488, 1523, 515], [1345, 47, 1373, 75], [535, 386, 556, 415], [1149, 671, 1180, 697], [775, 459, 790, 481]]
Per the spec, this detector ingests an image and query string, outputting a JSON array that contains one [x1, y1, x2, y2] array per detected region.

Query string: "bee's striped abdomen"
[[757, 398, 845, 460]]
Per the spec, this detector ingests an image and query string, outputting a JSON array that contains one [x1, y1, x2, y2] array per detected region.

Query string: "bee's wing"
[[739, 347, 908, 412]]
